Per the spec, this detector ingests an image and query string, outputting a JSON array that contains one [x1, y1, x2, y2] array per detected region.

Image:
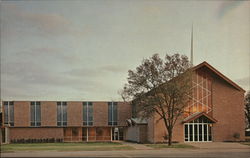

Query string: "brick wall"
[[151, 67, 245, 143], [3, 101, 131, 128], [41, 101, 57, 126], [212, 75, 245, 141], [14, 101, 30, 127], [67, 102, 82, 126], [118, 102, 131, 126], [153, 113, 184, 143], [93, 102, 109, 126], [10, 127, 63, 140]]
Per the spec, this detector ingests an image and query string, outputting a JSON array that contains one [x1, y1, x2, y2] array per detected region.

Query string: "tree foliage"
[[245, 91, 250, 128], [121, 53, 192, 145]]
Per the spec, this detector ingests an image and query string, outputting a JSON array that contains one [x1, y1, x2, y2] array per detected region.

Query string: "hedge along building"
[[0, 62, 246, 143]]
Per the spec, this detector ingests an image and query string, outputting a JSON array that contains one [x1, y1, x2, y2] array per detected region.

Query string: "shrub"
[[233, 133, 240, 139]]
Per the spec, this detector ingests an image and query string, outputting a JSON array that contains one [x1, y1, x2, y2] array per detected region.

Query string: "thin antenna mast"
[[191, 24, 194, 66]]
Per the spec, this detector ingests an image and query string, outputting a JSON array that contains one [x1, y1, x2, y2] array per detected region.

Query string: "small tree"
[[121, 53, 192, 145], [245, 91, 250, 129]]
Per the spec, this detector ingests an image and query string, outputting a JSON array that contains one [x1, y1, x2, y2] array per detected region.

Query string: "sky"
[[1, 0, 249, 101]]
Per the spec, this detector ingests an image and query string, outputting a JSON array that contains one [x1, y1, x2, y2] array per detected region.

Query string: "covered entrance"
[[112, 127, 124, 141], [183, 112, 217, 142]]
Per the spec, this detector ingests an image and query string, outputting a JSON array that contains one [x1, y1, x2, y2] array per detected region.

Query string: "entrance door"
[[112, 128, 119, 140], [184, 123, 212, 142]]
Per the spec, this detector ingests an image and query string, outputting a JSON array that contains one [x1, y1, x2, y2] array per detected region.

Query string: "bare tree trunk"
[[167, 128, 172, 146]]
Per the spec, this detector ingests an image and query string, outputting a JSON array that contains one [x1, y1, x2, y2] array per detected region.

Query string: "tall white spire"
[[190, 24, 194, 66]]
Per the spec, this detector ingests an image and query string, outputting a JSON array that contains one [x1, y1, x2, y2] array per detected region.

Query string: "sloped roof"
[[192, 61, 245, 92], [126, 118, 148, 126], [182, 112, 217, 123], [131, 118, 148, 124]]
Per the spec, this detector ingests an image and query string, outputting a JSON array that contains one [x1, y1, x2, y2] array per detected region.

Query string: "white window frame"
[[83, 102, 93, 126], [184, 121, 212, 142], [30, 102, 41, 127], [4, 101, 14, 126], [57, 102, 67, 126]]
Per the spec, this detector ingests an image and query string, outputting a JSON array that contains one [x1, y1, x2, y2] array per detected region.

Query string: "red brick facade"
[[150, 62, 245, 143], [1, 62, 246, 143], [1, 101, 131, 143]]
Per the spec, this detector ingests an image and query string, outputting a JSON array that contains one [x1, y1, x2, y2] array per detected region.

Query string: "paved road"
[[1, 148, 250, 158], [2, 143, 250, 158]]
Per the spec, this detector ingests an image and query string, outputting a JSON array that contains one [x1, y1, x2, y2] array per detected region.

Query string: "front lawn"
[[0, 142, 134, 152], [241, 142, 250, 146], [146, 143, 195, 149]]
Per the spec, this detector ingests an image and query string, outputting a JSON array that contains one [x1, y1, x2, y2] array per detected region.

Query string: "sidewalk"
[[121, 141, 153, 150], [186, 142, 250, 149]]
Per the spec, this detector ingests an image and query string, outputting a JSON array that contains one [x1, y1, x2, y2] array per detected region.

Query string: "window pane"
[[4, 104, 8, 123], [113, 104, 117, 122], [189, 124, 193, 141], [108, 104, 112, 123], [9, 104, 14, 122], [30, 104, 35, 122], [88, 104, 93, 122], [88, 122, 93, 126], [57, 104, 61, 122], [208, 125, 212, 141], [199, 124, 202, 141], [36, 104, 41, 122], [63, 104, 67, 122], [204, 124, 207, 141], [37, 122, 41, 126], [83, 104, 87, 122], [194, 124, 198, 141], [185, 124, 188, 141]]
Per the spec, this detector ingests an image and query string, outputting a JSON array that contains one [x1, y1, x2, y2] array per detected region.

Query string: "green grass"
[[146, 143, 195, 149], [0, 142, 134, 152], [241, 142, 250, 146]]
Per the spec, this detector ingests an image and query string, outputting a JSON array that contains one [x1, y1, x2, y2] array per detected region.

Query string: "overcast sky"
[[1, 0, 249, 101]]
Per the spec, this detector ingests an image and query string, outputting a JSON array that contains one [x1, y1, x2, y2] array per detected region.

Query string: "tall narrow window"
[[83, 102, 93, 126], [108, 102, 117, 125], [30, 102, 41, 126], [3, 101, 14, 126], [57, 102, 67, 126]]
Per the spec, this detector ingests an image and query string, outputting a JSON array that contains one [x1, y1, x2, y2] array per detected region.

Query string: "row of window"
[[3, 101, 118, 127]]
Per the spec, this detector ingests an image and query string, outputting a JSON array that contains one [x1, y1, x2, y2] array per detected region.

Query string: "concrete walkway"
[[186, 142, 250, 149], [121, 141, 153, 150]]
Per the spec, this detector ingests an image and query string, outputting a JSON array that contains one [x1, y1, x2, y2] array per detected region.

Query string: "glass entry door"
[[184, 123, 212, 142], [112, 127, 124, 141], [184, 116, 213, 142]]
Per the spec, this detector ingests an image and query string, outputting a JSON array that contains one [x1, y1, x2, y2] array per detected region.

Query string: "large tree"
[[245, 91, 250, 129], [121, 53, 192, 145]]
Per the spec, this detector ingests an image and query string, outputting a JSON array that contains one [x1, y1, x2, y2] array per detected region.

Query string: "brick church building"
[[0, 62, 246, 143]]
